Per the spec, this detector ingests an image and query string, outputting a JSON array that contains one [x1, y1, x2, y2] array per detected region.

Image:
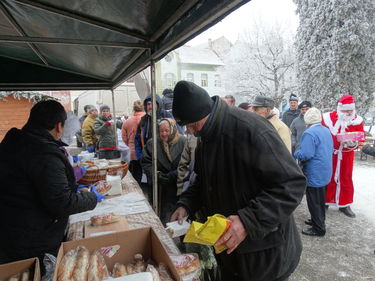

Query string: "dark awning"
[[0, 0, 250, 90]]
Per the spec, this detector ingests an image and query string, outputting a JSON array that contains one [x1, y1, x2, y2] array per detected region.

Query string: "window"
[[201, 73, 208, 87], [165, 73, 175, 87], [186, 73, 194, 82], [214, 74, 221, 87]]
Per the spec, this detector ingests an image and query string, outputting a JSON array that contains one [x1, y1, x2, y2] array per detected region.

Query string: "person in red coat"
[[322, 95, 365, 218]]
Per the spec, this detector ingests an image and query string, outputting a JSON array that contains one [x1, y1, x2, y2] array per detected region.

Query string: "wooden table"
[[67, 172, 180, 255]]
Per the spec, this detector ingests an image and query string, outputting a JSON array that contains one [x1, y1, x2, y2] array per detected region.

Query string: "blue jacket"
[[294, 124, 333, 187]]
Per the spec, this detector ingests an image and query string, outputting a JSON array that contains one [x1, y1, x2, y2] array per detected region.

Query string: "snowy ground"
[[290, 154, 375, 281]]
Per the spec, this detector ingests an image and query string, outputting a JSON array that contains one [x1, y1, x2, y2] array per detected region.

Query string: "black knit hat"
[[172, 81, 213, 126], [298, 101, 312, 109]]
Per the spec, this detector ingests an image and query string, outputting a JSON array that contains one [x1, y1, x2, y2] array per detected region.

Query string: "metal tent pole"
[[150, 60, 159, 216], [111, 89, 118, 148]]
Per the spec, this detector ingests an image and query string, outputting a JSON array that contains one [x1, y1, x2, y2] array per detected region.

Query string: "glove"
[[105, 121, 112, 127], [87, 145, 95, 153], [77, 184, 92, 193], [91, 186, 106, 202], [72, 155, 78, 163], [79, 166, 87, 176], [345, 140, 357, 147]]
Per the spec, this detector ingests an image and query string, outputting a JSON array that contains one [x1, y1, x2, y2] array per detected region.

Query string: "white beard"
[[333, 109, 356, 135]]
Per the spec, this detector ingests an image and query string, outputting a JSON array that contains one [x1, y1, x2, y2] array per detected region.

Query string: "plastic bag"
[[146, 264, 161, 281], [42, 253, 56, 281], [168, 254, 201, 280], [88, 251, 109, 281], [157, 263, 173, 281], [57, 249, 77, 281], [112, 263, 128, 278], [183, 214, 231, 254]]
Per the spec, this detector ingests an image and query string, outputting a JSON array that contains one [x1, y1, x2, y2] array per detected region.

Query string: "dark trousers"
[[129, 160, 142, 184], [306, 186, 326, 234]]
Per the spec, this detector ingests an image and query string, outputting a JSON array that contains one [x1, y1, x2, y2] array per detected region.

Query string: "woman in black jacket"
[[141, 118, 186, 224]]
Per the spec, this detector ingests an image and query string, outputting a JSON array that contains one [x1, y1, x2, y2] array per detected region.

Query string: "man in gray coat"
[[290, 101, 312, 151], [171, 81, 306, 281]]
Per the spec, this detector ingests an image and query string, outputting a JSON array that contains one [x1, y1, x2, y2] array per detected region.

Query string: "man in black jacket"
[[282, 94, 300, 127], [171, 81, 306, 281], [0, 100, 98, 267]]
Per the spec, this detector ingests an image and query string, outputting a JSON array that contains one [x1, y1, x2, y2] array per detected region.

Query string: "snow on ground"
[[290, 154, 375, 281]]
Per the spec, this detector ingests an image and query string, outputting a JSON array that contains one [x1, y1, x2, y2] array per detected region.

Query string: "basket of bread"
[[78, 160, 128, 185]]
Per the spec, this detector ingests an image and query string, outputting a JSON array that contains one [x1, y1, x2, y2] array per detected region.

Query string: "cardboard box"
[[53, 227, 180, 281], [0, 258, 40, 281]]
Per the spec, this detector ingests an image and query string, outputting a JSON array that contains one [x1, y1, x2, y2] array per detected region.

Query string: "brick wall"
[[0, 95, 33, 141]]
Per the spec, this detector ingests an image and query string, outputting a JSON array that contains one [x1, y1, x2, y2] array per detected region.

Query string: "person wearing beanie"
[[82, 105, 98, 152], [162, 88, 174, 112], [171, 81, 306, 281], [282, 94, 300, 128], [290, 101, 312, 152], [322, 95, 365, 218], [121, 100, 145, 183], [294, 108, 334, 236], [238, 102, 251, 111], [250, 95, 292, 153], [224, 94, 236, 106], [94, 105, 121, 159]]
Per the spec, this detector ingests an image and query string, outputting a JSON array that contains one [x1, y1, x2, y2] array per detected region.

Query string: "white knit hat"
[[304, 107, 322, 125]]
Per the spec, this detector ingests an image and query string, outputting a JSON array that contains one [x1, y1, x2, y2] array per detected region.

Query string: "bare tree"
[[222, 22, 297, 107]]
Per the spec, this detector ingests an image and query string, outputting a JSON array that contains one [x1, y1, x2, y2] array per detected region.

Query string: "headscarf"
[[158, 118, 181, 162]]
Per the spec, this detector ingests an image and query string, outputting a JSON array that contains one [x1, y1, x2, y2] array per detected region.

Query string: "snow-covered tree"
[[221, 23, 297, 107], [294, 0, 375, 115]]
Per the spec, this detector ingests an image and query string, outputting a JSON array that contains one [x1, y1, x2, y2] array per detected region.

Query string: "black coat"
[[362, 144, 375, 157], [282, 108, 300, 128], [178, 97, 306, 281], [141, 136, 186, 223], [0, 127, 97, 264]]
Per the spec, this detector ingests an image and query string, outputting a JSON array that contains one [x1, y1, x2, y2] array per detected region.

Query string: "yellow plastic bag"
[[183, 214, 231, 254]]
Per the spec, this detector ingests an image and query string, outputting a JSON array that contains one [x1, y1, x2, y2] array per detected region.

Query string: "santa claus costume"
[[322, 95, 365, 216]]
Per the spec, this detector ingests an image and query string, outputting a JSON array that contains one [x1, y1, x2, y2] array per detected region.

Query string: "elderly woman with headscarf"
[[141, 118, 186, 224]]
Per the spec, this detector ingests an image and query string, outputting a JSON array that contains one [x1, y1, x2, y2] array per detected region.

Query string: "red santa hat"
[[337, 94, 355, 111]]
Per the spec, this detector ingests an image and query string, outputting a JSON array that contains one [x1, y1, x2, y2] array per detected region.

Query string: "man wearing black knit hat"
[[171, 81, 306, 281], [290, 101, 312, 151], [282, 94, 299, 128]]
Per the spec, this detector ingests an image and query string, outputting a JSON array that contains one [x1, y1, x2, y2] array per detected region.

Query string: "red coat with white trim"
[[322, 111, 364, 207]]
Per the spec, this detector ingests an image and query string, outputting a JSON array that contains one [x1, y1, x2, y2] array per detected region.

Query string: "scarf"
[[159, 118, 181, 162]]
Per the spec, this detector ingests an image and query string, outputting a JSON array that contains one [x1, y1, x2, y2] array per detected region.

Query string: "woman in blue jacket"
[[294, 108, 334, 236]]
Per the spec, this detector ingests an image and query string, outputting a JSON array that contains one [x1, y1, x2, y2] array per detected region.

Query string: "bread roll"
[[88, 251, 109, 281], [72, 246, 90, 281], [58, 250, 77, 281], [90, 213, 120, 226], [112, 263, 128, 278]]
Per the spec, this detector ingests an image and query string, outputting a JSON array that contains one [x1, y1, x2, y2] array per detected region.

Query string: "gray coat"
[[290, 114, 306, 150], [94, 116, 120, 149]]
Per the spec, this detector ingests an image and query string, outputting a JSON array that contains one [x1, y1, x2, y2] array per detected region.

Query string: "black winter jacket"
[[178, 97, 306, 281], [0, 127, 97, 264], [282, 108, 300, 128], [362, 144, 375, 157]]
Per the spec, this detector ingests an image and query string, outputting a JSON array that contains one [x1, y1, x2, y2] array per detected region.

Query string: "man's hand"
[[170, 206, 188, 225], [215, 215, 248, 254]]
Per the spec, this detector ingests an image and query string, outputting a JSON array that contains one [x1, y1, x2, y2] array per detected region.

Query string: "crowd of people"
[[1, 80, 374, 281]]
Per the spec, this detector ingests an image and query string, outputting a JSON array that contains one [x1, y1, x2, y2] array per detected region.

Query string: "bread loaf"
[[72, 246, 90, 281], [58, 250, 77, 281]]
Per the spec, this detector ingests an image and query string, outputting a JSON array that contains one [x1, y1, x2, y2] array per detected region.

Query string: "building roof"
[[176, 45, 224, 66]]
